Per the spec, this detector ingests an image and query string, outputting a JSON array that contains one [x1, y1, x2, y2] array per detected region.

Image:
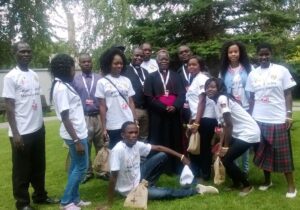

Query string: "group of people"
[[2, 40, 297, 210]]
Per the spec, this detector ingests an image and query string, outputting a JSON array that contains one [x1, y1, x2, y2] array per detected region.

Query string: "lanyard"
[[159, 70, 170, 93], [130, 63, 146, 86], [81, 73, 94, 98], [182, 65, 191, 84]]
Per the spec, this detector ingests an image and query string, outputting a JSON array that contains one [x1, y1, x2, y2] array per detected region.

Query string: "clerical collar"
[[159, 69, 168, 73]]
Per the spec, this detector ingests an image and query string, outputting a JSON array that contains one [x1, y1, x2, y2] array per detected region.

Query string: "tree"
[[0, 0, 53, 68], [125, 0, 300, 74]]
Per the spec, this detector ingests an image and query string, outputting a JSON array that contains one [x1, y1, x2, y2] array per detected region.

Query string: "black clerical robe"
[[144, 70, 185, 165]]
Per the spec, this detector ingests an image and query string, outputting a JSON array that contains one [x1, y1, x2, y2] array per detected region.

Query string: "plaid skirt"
[[254, 122, 294, 172]]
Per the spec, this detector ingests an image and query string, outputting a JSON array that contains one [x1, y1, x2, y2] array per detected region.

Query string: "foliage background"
[[0, 0, 300, 96]]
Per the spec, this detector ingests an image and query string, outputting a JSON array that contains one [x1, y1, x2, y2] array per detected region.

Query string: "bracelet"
[[193, 123, 200, 127], [73, 139, 80, 143], [287, 110, 292, 113], [286, 117, 293, 121], [222, 147, 229, 150], [180, 154, 185, 161]]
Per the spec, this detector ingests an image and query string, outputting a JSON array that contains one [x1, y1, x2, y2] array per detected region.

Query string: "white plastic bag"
[[180, 165, 194, 186]]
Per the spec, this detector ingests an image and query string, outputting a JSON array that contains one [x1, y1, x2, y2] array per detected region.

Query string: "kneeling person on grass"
[[97, 121, 219, 209]]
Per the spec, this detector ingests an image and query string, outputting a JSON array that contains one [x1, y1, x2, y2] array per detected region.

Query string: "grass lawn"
[[0, 114, 300, 210]]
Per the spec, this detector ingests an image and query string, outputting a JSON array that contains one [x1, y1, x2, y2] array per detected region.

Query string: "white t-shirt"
[[52, 79, 88, 140], [2, 67, 43, 136], [110, 141, 151, 195], [95, 75, 135, 130], [141, 58, 159, 74], [216, 95, 260, 143], [245, 63, 296, 123], [186, 72, 216, 119]]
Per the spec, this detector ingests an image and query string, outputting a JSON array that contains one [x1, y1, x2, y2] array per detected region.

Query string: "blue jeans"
[[234, 149, 249, 173], [140, 152, 197, 199], [61, 138, 88, 206]]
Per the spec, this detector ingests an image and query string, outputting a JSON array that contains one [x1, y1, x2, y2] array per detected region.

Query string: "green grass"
[[0, 115, 300, 210]]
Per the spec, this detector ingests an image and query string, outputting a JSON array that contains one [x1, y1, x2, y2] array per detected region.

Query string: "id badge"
[[85, 99, 94, 105], [261, 96, 269, 103], [183, 102, 189, 109], [32, 101, 38, 111], [165, 90, 169, 96]]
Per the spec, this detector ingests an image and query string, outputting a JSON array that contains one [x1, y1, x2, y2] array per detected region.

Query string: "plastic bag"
[[180, 165, 194, 186], [213, 156, 226, 185]]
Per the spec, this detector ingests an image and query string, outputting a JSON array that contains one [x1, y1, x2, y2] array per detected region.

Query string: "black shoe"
[[81, 174, 94, 184], [33, 197, 60, 204], [19, 206, 35, 210]]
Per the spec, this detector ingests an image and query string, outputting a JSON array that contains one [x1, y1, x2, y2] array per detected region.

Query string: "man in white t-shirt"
[[2, 42, 58, 210], [140, 43, 159, 73], [96, 122, 219, 209]]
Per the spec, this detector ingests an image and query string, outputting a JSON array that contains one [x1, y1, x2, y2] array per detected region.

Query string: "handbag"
[[124, 179, 148, 209], [213, 156, 226, 185]]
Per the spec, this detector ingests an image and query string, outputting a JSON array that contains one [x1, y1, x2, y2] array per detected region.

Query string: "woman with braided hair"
[[50, 54, 90, 210]]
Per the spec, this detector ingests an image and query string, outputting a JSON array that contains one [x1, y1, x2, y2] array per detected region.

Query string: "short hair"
[[121, 121, 136, 133], [156, 49, 169, 60], [220, 40, 251, 78], [177, 45, 191, 53], [141, 42, 152, 48], [187, 55, 206, 72], [256, 43, 273, 53], [99, 47, 127, 75], [12, 41, 30, 54], [78, 53, 91, 59]]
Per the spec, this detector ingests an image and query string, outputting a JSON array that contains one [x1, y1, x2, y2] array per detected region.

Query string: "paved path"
[[1, 103, 300, 129]]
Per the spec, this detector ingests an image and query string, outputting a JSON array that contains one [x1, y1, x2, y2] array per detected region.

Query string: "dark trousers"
[[190, 118, 217, 180], [107, 129, 122, 149], [10, 125, 48, 209], [221, 138, 252, 187]]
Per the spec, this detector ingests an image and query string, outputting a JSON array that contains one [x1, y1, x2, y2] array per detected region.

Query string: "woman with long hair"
[[219, 40, 252, 175]]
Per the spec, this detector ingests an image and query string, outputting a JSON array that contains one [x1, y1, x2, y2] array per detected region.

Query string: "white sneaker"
[[76, 200, 92, 207], [286, 189, 297, 198], [196, 184, 219, 194], [239, 186, 254, 197], [60, 203, 81, 210], [258, 182, 273, 191]]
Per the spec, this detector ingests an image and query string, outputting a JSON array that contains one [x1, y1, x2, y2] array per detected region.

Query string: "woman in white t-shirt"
[[95, 47, 137, 149], [245, 43, 297, 198], [50, 54, 89, 209], [205, 78, 260, 196], [185, 56, 218, 181], [219, 41, 253, 175]]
